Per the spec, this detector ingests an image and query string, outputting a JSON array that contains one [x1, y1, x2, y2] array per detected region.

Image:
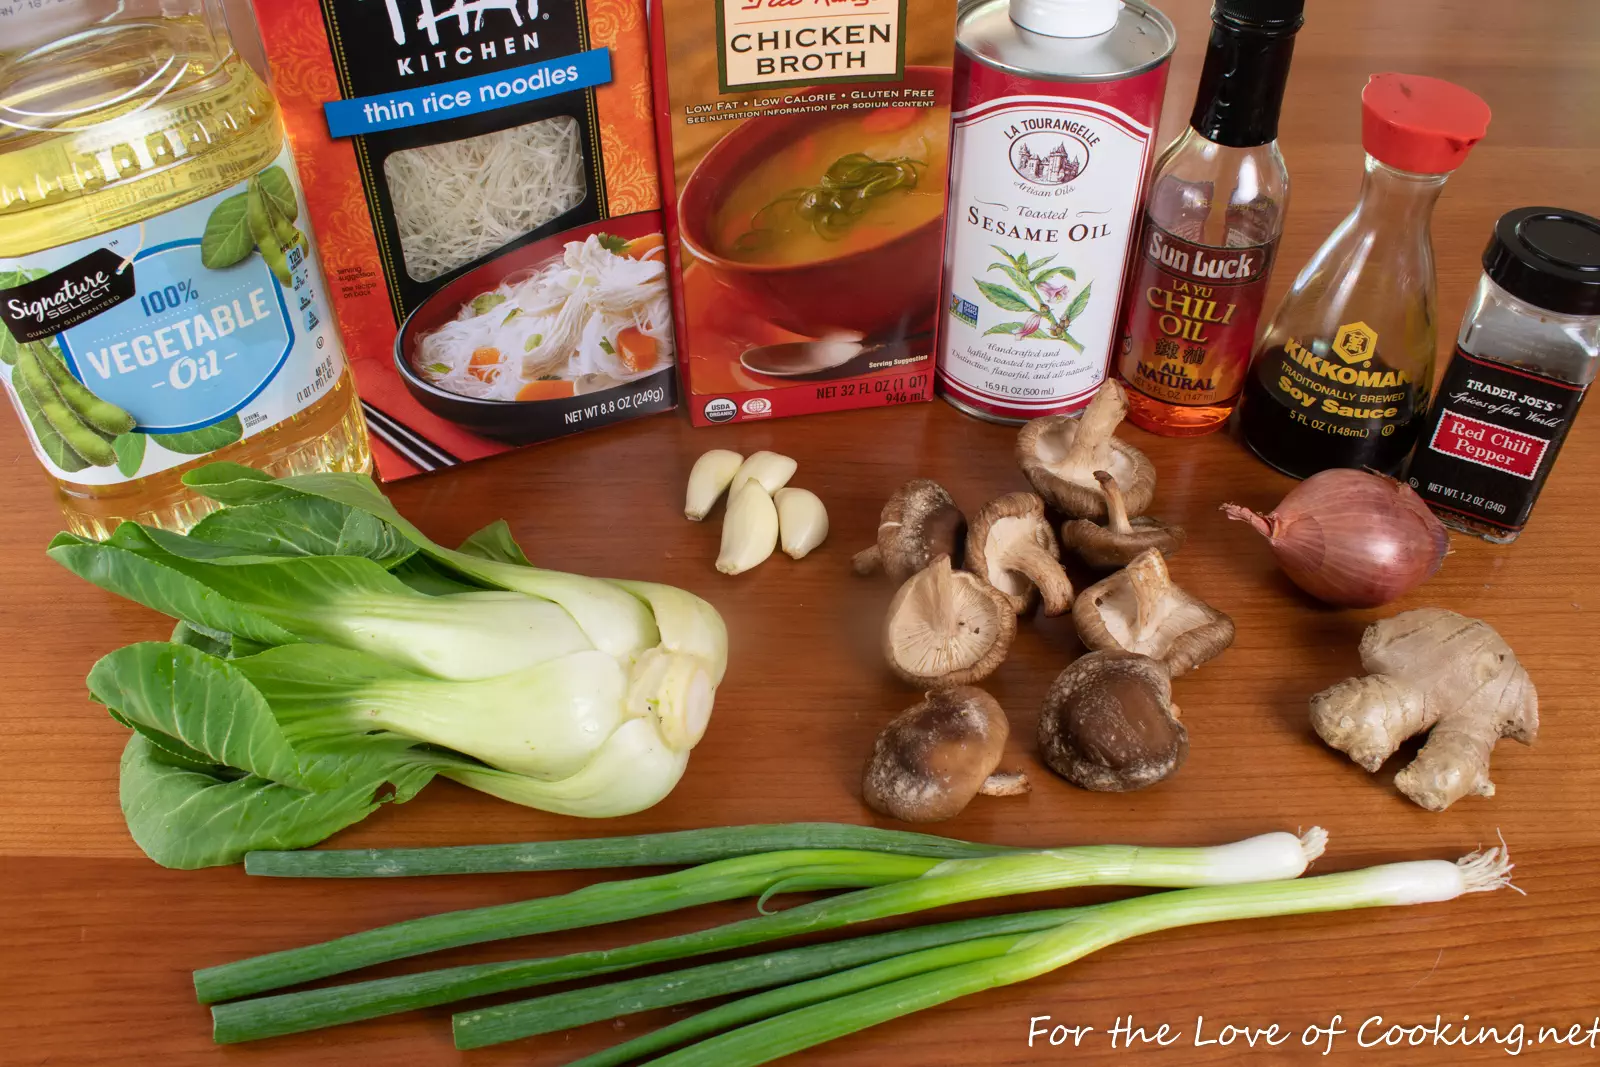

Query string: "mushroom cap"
[[862, 687, 1011, 822], [856, 478, 967, 584], [1015, 382, 1156, 521], [883, 556, 1016, 688], [1060, 516, 1186, 569], [1039, 650, 1186, 791], [965, 492, 1073, 615], [1072, 548, 1235, 676]]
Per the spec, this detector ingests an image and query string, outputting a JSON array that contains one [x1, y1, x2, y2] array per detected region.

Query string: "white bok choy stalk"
[[235, 644, 714, 784], [58, 464, 729, 868]]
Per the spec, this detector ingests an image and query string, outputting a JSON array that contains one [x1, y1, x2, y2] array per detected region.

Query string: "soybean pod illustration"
[[13, 342, 128, 468], [247, 183, 293, 287], [201, 165, 307, 286]]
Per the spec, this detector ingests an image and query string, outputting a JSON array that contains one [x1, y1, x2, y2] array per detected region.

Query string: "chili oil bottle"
[[1116, 0, 1302, 437]]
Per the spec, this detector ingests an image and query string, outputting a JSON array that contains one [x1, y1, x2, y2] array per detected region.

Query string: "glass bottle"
[[1117, 0, 1301, 437], [1406, 207, 1600, 542], [1236, 73, 1490, 479], [0, 0, 370, 537]]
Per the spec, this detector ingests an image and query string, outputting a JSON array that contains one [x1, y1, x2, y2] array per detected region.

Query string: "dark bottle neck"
[[1189, 16, 1299, 149]]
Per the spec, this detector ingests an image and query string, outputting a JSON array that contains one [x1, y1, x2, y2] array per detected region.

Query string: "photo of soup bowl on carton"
[[649, 0, 957, 424], [678, 67, 952, 345]]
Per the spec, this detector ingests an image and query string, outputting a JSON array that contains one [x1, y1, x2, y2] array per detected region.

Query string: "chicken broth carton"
[[648, 0, 955, 425]]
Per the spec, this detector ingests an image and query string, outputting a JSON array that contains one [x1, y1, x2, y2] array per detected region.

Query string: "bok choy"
[[51, 464, 728, 869]]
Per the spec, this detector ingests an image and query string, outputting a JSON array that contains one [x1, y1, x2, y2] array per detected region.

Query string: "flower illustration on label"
[[974, 244, 1091, 353], [1008, 131, 1090, 187]]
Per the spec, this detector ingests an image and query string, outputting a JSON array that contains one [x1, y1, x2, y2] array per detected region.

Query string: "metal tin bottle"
[[938, 0, 1177, 423]]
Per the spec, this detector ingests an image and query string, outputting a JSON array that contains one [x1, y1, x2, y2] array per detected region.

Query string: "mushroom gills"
[[1073, 549, 1234, 675], [882, 556, 1015, 688], [984, 515, 1045, 599], [1096, 580, 1218, 656], [966, 492, 1073, 616]]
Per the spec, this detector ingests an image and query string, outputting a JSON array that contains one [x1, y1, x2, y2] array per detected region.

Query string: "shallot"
[[1222, 469, 1449, 607]]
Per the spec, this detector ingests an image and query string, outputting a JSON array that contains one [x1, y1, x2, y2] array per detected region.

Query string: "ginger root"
[[1310, 609, 1537, 811]]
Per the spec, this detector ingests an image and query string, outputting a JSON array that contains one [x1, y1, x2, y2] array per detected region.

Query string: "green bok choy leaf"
[[55, 465, 729, 868]]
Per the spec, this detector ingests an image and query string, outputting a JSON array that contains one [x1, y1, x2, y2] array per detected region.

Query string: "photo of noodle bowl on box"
[[396, 217, 676, 443]]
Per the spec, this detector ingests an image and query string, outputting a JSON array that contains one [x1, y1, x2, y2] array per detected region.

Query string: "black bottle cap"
[[1214, 0, 1305, 31], [1483, 207, 1600, 316]]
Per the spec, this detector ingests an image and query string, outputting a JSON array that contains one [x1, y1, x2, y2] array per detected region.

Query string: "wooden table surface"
[[5, 0, 1600, 1063]]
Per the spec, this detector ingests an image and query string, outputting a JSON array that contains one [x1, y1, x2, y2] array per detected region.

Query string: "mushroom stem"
[[1095, 470, 1134, 535], [1060, 380, 1126, 477], [923, 556, 960, 634], [978, 771, 1032, 796], [1001, 540, 1074, 616], [852, 544, 883, 575], [1124, 548, 1173, 641]]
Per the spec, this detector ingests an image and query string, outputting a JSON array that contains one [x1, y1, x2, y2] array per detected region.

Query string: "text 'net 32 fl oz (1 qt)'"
[[0, 0, 371, 536]]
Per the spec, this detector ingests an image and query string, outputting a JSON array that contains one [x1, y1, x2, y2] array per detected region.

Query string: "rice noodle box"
[[251, 0, 676, 478]]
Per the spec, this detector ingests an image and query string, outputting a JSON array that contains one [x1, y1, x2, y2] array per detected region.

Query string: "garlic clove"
[[716, 481, 779, 575], [730, 450, 798, 496], [775, 487, 828, 559], [685, 449, 745, 521]]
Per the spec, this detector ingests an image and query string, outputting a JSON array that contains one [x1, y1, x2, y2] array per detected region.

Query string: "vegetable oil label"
[[939, 95, 1154, 417], [1407, 348, 1588, 532], [0, 147, 343, 484], [1116, 222, 1277, 406], [1251, 322, 1418, 442]]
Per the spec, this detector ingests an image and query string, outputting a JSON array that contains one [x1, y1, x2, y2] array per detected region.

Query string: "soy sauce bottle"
[[1237, 73, 1491, 478]]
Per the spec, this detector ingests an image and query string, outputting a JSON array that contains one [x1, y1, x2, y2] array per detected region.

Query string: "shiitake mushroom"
[[863, 687, 1028, 822], [1038, 651, 1185, 791]]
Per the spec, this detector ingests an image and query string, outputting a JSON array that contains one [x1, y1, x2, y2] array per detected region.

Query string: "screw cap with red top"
[[1360, 72, 1491, 175]]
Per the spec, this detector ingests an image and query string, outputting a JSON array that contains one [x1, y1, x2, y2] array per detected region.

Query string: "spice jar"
[[1406, 207, 1600, 543]]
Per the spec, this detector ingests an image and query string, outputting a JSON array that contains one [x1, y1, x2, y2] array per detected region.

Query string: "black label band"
[[0, 248, 136, 343], [1408, 347, 1588, 531]]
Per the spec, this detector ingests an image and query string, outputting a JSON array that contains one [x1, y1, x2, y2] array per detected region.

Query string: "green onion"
[[194, 849, 938, 1005], [456, 908, 1087, 1056], [210, 907, 1078, 1044], [632, 850, 1515, 1067], [450, 830, 1324, 1049], [208, 829, 1319, 1041], [561, 923, 1067, 1067], [242, 823, 1018, 878]]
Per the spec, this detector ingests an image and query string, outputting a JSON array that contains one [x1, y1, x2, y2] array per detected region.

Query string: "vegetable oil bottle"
[[0, 0, 369, 537]]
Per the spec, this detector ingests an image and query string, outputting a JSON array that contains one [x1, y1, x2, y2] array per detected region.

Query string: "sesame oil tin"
[[938, 0, 1177, 423]]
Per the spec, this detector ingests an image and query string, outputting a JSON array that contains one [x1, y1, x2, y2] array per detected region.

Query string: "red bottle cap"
[[1360, 73, 1491, 174]]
